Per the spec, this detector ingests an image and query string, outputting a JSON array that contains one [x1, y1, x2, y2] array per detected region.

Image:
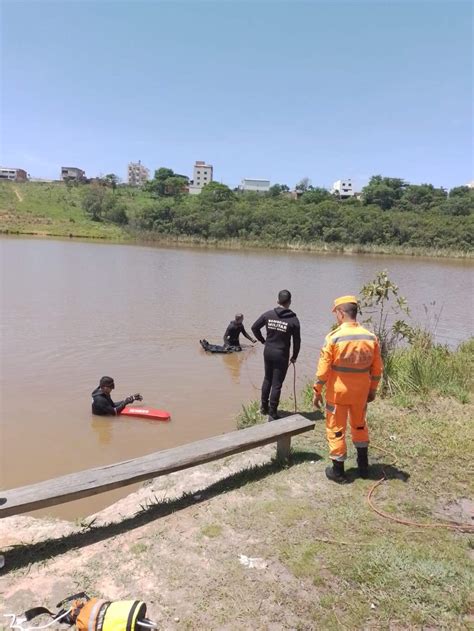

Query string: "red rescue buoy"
[[120, 407, 171, 421]]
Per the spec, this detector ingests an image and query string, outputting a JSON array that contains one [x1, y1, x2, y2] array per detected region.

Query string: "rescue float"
[[120, 407, 171, 421]]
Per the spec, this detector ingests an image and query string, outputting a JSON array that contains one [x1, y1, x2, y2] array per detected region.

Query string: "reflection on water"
[[220, 345, 256, 384], [1, 236, 472, 518], [90, 416, 114, 447]]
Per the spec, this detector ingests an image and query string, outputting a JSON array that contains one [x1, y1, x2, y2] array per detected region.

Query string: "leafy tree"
[[438, 197, 473, 216], [268, 183, 290, 197], [362, 175, 406, 210], [301, 187, 331, 205], [104, 173, 120, 191], [82, 185, 107, 221], [200, 181, 235, 202], [295, 177, 312, 193], [103, 203, 128, 224], [81, 184, 128, 224], [449, 186, 471, 198], [145, 167, 188, 197], [359, 270, 413, 360], [398, 184, 447, 212]]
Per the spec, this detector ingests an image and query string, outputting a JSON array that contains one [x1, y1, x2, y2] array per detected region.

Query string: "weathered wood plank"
[[0, 415, 314, 518]]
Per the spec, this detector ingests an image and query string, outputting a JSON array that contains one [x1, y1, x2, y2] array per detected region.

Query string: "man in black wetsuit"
[[223, 313, 257, 350], [91, 376, 142, 416], [252, 290, 301, 420]]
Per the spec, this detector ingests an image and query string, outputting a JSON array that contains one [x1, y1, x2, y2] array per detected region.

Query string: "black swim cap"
[[278, 290, 292, 305], [100, 376, 115, 388]]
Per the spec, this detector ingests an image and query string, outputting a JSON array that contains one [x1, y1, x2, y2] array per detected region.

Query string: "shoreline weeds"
[[1, 228, 473, 260]]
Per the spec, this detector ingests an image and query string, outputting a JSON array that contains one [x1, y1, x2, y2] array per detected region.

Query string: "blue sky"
[[1, 0, 472, 189]]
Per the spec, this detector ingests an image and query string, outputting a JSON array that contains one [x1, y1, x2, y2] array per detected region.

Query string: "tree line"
[[80, 171, 473, 251]]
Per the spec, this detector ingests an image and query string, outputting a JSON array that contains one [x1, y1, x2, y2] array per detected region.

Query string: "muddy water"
[[1, 237, 472, 519]]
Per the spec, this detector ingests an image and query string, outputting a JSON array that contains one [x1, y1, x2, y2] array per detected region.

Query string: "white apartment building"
[[189, 160, 213, 194], [240, 178, 271, 193], [128, 160, 150, 186], [331, 179, 354, 198], [0, 167, 28, 181], [61, 166, 85, 181]]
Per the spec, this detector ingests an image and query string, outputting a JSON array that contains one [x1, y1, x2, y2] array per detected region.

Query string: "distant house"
[[283, 190, 303, 201], [331, 179, 354, 198], [0, 167, 28, 182], [61, 166, 85, 182], [239, 178, 271, 193], [128, 160, 149, 186], [189, 160, 213, 195]]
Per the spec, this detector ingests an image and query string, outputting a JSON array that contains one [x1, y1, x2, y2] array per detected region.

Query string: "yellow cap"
[[332, 295, 358, 312]]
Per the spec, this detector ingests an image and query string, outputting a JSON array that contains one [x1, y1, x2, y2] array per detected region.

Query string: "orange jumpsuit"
[[313, 322, 383, 461]]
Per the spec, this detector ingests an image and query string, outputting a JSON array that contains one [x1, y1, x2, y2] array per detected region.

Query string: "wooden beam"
[[0, 415, 314, 518]]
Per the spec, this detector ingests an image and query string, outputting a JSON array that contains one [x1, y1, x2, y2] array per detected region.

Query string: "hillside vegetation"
[[0, 176, 473, 256]]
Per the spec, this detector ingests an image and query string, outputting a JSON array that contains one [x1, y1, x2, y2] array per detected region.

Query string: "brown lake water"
[[1, 237, 472, 519]]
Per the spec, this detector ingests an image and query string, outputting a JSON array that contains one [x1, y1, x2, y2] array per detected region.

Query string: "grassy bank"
[[1, 181, 472, 258], [0, 181, 125, 240], [2, 342, 473, 629]]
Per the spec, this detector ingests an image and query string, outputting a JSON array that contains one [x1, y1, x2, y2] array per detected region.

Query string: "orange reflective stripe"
[[332, 334, 376, 344], [331, 365, 370, 373]]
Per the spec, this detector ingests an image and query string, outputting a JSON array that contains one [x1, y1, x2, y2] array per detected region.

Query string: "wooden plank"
[[0, 415, 314, 518]]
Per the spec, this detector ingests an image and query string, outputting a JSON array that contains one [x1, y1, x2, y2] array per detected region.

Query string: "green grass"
[[0, 181, 126, 239], [200, 523, 223, 538], [279, 536, 472, 628], [383, 338, 473, 401], [230, 339, 474, 627]]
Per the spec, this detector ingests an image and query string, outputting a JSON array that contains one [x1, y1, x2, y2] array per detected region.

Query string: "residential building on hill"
[[128, 161, 149, 186], [331, 179, 354, 198], [0, 167, 28, 181], [240, 178, 271, 193], [61, 166, 85, 182], [189, 160, 213, 195]]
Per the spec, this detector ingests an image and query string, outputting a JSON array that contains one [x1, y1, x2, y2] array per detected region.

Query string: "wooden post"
[[277, 435, 291, 463]]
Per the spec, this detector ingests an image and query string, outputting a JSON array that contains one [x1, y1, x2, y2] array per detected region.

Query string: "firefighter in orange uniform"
[[313, 295, 383, 483]]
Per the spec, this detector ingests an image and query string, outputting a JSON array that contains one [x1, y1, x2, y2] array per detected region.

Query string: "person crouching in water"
[[92, 376, 142, 416], [223, 313, 257, 350]]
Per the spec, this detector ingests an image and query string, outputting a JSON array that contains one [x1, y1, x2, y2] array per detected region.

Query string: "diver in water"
[[91, 376, 142, 416], [223, 313, 257, 350]]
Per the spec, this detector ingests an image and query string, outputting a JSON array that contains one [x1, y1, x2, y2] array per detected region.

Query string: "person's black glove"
[[125, 395, 135, 404], [133, 393, 143, 401]]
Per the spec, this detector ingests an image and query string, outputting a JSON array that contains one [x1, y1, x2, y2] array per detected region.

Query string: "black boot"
[[268, 408, 279, 421], [325, 460, 348, 484], [260, 402, 269, 415], [357, 447, 369, 478]]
